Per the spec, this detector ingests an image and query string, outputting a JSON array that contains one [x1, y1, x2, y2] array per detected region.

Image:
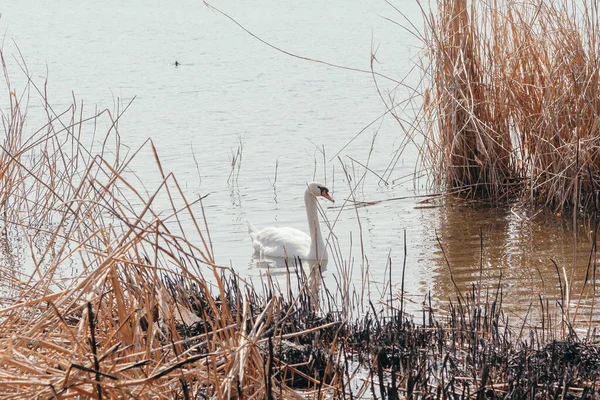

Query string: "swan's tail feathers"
[[246, 221, 258, 241]]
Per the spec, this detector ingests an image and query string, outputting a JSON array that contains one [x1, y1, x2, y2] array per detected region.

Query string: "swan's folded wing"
[[252, 227, 311, 258]]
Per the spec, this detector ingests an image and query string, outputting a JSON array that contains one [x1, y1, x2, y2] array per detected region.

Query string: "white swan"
[[247, 182, 335, 260]]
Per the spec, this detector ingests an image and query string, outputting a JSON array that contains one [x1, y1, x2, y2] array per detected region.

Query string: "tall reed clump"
[[422, 0, 600, 213]]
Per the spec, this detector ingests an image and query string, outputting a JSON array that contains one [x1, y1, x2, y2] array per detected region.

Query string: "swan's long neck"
[[304, 189, 326, 259]]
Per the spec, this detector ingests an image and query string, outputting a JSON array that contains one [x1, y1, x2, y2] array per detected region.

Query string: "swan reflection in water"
[[249, 255, 328, 307]]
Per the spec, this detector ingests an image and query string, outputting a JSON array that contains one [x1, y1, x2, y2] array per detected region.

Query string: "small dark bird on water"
[[175, 61, 180, 67]]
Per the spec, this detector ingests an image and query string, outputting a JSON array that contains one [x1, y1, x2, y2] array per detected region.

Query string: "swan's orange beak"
[[321, 191, 335, 203]]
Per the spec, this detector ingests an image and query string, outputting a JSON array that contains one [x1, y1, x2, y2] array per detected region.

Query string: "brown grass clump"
[[422, 0, 600, 213]]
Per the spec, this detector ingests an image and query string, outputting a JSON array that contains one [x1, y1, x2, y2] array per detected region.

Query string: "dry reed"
[[421, 0, 600, 214]]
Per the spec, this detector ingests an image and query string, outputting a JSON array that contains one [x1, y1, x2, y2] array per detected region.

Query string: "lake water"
[[2, 0, 599, 323]]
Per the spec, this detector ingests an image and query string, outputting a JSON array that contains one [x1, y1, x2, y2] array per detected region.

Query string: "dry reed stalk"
[[422, 0, 600, 213]]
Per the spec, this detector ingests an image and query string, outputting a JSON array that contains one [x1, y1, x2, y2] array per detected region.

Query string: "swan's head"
[[307, 182, 335, 202]]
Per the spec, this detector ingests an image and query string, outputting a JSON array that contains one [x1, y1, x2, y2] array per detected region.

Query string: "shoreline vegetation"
[[421, 0, 600, 217], [1, 0, 600, 398]]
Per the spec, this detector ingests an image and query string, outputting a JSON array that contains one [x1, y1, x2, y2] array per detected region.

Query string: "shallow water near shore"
[[1, 0, 599, 322]]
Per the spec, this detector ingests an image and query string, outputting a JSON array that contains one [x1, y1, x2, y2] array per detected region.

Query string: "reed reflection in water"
[[428, 201, 600, 324]]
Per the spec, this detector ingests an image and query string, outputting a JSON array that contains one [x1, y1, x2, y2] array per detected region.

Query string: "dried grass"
[[421, 0, 600, 213]]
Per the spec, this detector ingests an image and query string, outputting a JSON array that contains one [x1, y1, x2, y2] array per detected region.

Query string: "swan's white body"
[[247, 182, 334, 260]]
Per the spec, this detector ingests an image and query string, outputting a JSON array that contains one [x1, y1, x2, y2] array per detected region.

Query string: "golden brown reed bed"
[[422, 0, 600, 214], [0, 55, 345, 398]]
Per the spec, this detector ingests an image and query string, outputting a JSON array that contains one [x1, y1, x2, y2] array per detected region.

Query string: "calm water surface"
[[2, 0, 599, 321]]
